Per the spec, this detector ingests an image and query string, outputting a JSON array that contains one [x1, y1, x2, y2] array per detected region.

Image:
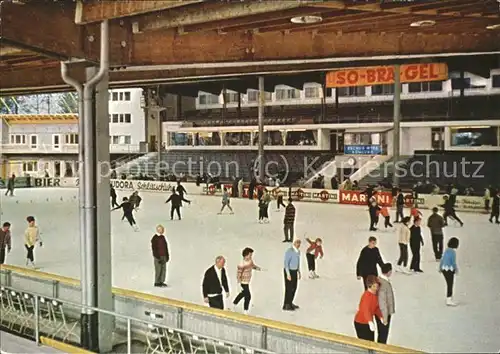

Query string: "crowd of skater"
[[1, 175, 499, 348]]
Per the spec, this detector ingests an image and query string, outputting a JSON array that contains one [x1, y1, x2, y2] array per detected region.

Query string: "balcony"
[[0, 143, 144, 154]]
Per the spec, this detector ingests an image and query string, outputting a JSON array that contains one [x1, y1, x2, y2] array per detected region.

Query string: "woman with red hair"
[[354, 275, 383, 341]]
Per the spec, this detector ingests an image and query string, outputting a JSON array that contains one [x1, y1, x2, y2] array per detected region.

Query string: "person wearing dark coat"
[[427, 207, 445, 260], [356, 237, 385, 290], [202, 256, 230, 310], [248, 178, 256, 200], [110, 185, 119, 208], [5, 174, 15, 196], [395, 190, 405, 223], [489, 190, 500, 224], [112, 197, 138, 230], [409, 218, 424, 272], [165, 190, 189, 220], [176, 181, 191, 206], [441, 196, 463, 227], [369, 200, 381, 231], [151, 225, 169, 287], [364, 186, 375, 206]]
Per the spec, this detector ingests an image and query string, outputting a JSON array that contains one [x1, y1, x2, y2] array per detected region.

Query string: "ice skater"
[[439, 237, 460, 306], [394, 189, 405, 223], [376, 263, 396, 344], [441, 195, 463, 227], [427, 207, 445, 261], [489, 189, 499, 224], [305, 237, 324, 278], [176, 181, 191, 206], [275, 187, 286, 211], [409, 218, 424, 273], [110, 184, 119, 208], [129, 191, 142, 210], [378, 205, 393, 228], [283, 239, 301, 311], [233, 247, 262, 314], [369, 200, 381, 231], [258, 191, 271, 223], [218, 187, 234, 215], [5, 174, 15, 196], [0, 222, 12, 265], [356, 236, 385, 289], [283, 199, 296, 242], [165, 190, 187, 220], [151, 225, 169, 287], [353, 275, 383, 342], [396, 217, 411, 274], [410, 204, 423, 222], [24, 216, 42, 269], [202, 256, 230, 310], [112, 197, 138, 230]]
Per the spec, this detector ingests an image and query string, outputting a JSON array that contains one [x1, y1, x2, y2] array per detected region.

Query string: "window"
[[246, 90, 272, 102], [112, 92, 118, 101], [124, 113, 131, 123], [199, 94, 220, 105], [492, 75, 500, 88], [124, 91, 131, 101], [9, 134, 26, 145], [112, 136, 119, 144], [337, 86, 366, 97], [275, 88, 300, 100], [123, 136, 131, 144], [22, 161, 37, 173], [431, 127, 444, 150], [112, 114, 119, 123], [450, 126, 498, 147], [372, 84, 397, 95], [408, 81, 443, 93], [451, 77, 472, 90], [65, 133, 78, 144], [304, 87, 320, 98], [119, 92, 124, 101], [53, 135, 61, 149], [30, 135, 38, 149], [225, 92, 239, 103]]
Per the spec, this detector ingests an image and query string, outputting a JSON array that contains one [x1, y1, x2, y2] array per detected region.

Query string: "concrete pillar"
[[258, 76, 265, 181], [392, 64, 401, 186], [237, 92, 241, 118], [222, 86, 227, 121], [81, 67, 113, 352]]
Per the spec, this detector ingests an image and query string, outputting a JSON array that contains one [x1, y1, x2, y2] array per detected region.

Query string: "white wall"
[[109, 88, 145, 147], [401, 127, 432, 155]]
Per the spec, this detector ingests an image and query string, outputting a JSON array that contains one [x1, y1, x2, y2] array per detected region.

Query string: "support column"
[[258, 76, 265, 181], [157, 109, 162, 162], [80, 66, 113, 353], [237, 92, 241, 118], [221, 86, 227, 121], [392, 64, 401, 186]]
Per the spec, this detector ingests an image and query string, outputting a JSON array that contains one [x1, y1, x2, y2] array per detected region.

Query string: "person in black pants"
[[283, 239, 302, 311], [202, 256, 230, 310], [439, 237, 460, 306], [356, 236, 385, 289], [489, 190, 500, 224], [368, 200, 381, 231], [165, 190, 190, 220], [394, 190, 405, 223], [409, 218, 424, 272], [427, 207, 445, 261], [441, 195, 463, 227], [110, 185, 119, 208], [112, 197, 138, 230], [176, 181, 191, 206]]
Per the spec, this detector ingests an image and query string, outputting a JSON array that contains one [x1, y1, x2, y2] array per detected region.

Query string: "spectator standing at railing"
[[0, 222, 12, 265], [331, 176, 339, 190], [4, 174, 15, 197], [238, 178, 243, 198]]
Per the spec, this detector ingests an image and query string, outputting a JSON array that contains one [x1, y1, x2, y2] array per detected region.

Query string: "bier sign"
[[326, 63, 448, 88]]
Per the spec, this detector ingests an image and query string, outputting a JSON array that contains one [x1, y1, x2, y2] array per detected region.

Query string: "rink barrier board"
[[0, 264, 420, 354], [40, 336, 95, 354], [29, 176, 487, 212]]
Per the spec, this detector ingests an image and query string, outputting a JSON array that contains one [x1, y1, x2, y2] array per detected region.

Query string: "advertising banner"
[[344, 145, 382, 155], [326, 63, 448, 88], [339, 190, 393, 206]]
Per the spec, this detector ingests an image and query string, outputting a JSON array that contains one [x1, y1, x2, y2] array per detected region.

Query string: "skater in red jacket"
[[305, 237, 324, 279]]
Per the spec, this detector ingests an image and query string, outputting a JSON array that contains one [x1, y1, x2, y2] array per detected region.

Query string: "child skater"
[[410, 204, 423, 222], [24, 216, 42, 269], [233, 247, 262, 314], [218, 187, 234, 215], [369, 199, 381, 231], [275, 187, 286, 211], [378, 205, 393, 228], [113, 197, 138, 231], [305, 237, 324, 278]]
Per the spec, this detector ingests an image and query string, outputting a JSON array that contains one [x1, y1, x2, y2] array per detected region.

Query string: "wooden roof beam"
[[137, 1, 311, 32], [75, 0, 204, 24]]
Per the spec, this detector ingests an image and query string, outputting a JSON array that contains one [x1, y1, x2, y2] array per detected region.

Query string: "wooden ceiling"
[[1, 0, 499, 95]]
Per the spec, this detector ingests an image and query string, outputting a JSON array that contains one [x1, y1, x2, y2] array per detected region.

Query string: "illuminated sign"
[[344, 145, 382, 155], [326, 63, 448, 88]]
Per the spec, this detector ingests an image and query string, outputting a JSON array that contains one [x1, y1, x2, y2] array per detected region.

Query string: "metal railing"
[[1, 144, 144, 154], [0, 284, 275, 354]]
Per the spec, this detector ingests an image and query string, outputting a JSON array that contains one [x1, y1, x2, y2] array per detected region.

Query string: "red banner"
[[326, 63, 448, 88], [339, 190, 393, 207]]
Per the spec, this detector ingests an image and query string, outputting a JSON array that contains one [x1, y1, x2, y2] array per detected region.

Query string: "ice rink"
[[1, 188, 499, 352]]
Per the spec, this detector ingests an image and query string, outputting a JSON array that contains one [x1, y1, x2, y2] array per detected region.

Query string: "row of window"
[[9, 133, 78, 148], [109, 113, 132, 123], [198, 76, 500, 104], [110, 135, 131, 145], [109, 91, 131, 102]]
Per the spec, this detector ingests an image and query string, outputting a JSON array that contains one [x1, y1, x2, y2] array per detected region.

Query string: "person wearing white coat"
[[395, 216, 412, 274]]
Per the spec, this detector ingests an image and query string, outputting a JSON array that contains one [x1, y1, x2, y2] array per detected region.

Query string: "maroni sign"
[[326, 63, 448, 88]]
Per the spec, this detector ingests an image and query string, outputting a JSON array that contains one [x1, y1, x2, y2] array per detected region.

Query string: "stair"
[[358, 156, 409, 188]]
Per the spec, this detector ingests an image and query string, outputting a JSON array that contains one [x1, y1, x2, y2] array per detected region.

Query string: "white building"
[[0, 88, 146, 178]]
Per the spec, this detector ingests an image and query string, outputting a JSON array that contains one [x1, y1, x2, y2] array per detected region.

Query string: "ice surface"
[[1, 188, 499, 352]]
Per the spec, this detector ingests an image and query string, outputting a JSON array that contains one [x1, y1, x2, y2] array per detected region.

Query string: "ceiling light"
[[410, 20, 436, 27], [290, 15, 323, 24], [486, 24, 500, 30]]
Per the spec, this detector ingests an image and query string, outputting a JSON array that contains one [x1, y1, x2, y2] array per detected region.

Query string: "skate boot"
[[446, 297, 458, 306]]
